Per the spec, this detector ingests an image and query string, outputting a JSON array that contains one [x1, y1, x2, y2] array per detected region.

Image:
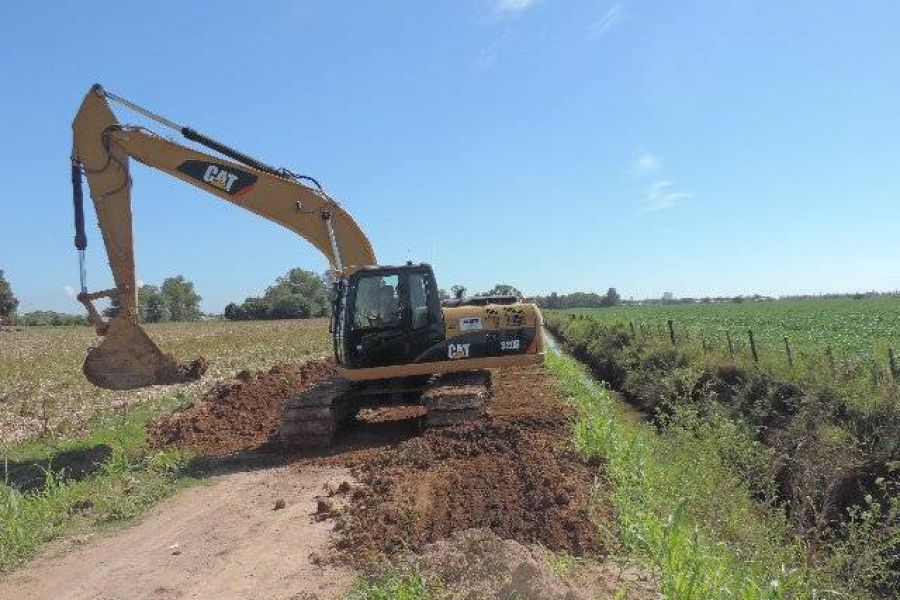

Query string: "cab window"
[[353, 274, 400, 329], [409, 273, 430, 329]]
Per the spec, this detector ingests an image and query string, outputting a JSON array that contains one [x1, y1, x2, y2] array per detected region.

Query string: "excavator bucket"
[[83, 316, 207, 390]]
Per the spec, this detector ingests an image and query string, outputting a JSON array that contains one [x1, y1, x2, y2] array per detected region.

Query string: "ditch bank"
[[546, 315, 899, 598]]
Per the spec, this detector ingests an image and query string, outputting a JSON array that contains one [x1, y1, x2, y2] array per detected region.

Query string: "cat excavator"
[[70, 84, 544, 446]]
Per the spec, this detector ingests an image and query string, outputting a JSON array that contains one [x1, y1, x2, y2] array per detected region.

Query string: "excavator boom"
[[71, 85, 376, 389]]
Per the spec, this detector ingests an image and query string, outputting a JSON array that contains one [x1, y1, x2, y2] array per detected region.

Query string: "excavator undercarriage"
[[279, 370, 490, 449]]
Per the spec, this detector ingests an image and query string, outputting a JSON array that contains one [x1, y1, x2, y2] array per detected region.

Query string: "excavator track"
[[278, 377, 360, 449], [422, 370, 490, 427], [278, 370, 492, 449]]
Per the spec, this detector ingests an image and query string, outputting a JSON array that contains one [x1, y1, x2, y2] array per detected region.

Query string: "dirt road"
[[3, 360, 656, 599], [0, 464, 355, 600]]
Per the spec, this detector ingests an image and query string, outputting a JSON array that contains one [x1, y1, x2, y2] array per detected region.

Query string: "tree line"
[[528, 288, 621, 309], [224, 268, 330, 320], [103, 276, 203, 323]]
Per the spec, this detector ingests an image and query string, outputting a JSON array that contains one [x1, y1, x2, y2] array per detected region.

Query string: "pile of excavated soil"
[[150, 358, 612, 565], [415, 529, 656, 600], [329, 365, 610, 562], [149, 358, 335, 455]]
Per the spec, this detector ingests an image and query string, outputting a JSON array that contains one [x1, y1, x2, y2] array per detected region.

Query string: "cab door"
[[403, 268, 445, 362]]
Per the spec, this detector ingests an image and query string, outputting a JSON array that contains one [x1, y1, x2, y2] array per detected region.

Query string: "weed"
[[347, 564, 445, 600], [549, 352, 830, 599]]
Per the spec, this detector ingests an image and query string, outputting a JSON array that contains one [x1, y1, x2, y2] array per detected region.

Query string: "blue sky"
[[2, 1, 898, 313]]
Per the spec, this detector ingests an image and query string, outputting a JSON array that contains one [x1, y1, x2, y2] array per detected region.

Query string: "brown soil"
[[327, 364, 610, 562], [147, 359, 610, 563], [8, 359, 645, 599], [149, 358, 336, 455], [415, 528, 655, 600], [0, 465, 355, 600]]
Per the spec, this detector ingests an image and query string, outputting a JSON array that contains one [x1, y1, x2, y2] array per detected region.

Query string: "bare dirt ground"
[[0, 464, 356, 600], [3, 360, 656, 599]]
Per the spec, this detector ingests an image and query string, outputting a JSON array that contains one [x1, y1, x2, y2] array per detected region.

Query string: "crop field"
[[0, 319, 331, 444], [559, 297, 900, 386]]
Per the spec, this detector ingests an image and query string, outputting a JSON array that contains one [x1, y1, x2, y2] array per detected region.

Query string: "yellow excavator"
[[70, 84, 544, 446]]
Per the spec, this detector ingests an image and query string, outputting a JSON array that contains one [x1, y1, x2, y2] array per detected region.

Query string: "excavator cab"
[[336, 264, 445, 369]]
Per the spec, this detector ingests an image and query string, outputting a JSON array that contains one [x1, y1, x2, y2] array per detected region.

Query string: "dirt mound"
[[149, 358, 335, 455], [417, 529, 655, 600], [331, 365, 610, 561]]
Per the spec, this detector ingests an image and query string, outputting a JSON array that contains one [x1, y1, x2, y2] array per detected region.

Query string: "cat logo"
[[447, 343, 470, 360], [176, 160, 258, 197], [202, 164, 240, 192]]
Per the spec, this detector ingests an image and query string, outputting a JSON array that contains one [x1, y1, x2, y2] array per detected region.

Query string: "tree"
[[161, 276, 202, 322], [450, 285, 467, 299], [0, 270, 18, 323], [438, 288, 450, 301], [223, 302, 246, 321], [263, 268, 329, 318], [102, 295, 122, 319], [545, 292, 562, 309], [17, 311, 87, 326], [602, 287, 621, 307], [482, 284, 523, 299], [269, 295, 312, 319], [241, 296, 270, 320], [138, 284, 168, 323]]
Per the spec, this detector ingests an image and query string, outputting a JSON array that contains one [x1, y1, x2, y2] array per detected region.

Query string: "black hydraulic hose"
[[72, 163, 87, 250], [180, 127, 285, 179], [96, 84, 323, 189]]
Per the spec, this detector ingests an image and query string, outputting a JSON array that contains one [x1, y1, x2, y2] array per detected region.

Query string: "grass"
[[0, 319, 331, 573], [0, 395, 193, 572], [547, 351, 833, 599], [347, 565, 445, 600]]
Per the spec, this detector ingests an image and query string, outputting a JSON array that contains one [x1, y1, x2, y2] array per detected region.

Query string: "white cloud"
[[63, 285, 77, 299], [493, 0, 539, 14], [641, 180, 692, 213], [589, 4, 624, 38], [631, 151, 660, 175]]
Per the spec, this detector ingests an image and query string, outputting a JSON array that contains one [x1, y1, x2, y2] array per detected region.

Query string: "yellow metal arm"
[[71, 86, 376, 324], [69, 85, 377, 390]]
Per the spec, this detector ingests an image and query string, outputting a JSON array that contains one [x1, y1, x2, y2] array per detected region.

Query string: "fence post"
[[890, 348, 898, 381], [826, 347, 836, 379], [726, 330, 735, 360], [667, 319, 676, 346], [783, 337, 793, 368], [748, 329, 759, 363]]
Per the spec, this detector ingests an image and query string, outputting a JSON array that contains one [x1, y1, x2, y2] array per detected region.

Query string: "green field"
[[557, 297, 900, 384]]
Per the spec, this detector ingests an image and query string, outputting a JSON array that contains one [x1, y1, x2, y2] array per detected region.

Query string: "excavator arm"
[[70, 84, 377, 389]]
